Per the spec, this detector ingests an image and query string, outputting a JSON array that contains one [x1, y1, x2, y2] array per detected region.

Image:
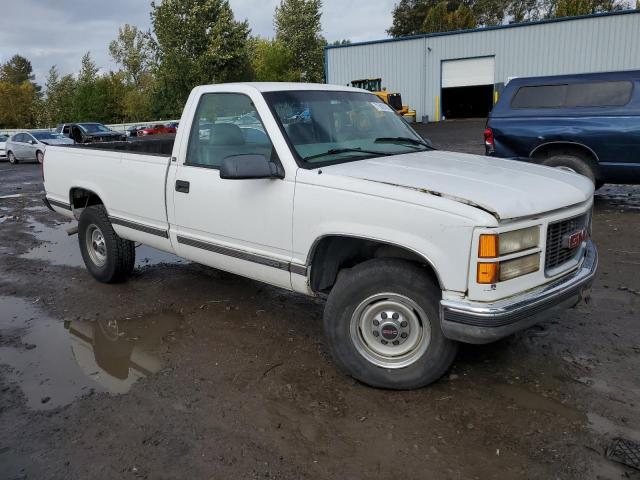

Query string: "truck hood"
[[321, 150, 594, 220]]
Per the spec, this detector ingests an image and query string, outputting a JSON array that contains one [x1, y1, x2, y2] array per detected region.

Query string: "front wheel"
[[7, 151, 17, 164], [323, 259, 458, 389], [36, 150, 44, 163], [78, 205, 135, 283]]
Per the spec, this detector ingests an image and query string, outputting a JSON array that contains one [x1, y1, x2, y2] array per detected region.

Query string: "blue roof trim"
[[324, 9, 640, 51]]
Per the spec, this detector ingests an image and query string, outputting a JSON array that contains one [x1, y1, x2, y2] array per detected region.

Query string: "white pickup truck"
[[43, 83, 597, 389]]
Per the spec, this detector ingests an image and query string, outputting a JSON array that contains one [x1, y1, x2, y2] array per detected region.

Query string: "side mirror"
[[220, 154, 284, 180], [30, 140, 37, 145]]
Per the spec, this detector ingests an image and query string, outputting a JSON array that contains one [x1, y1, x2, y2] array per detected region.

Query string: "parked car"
[[166, 122, 179, 129], [137, 124, 177, 136], [56, 123, 126, 143], [5, 131, 73, 164], [0, 134, 8, 159], [126, 125, 144, 138], [43, 83, 596, 390], [485, 69, 640, 188]]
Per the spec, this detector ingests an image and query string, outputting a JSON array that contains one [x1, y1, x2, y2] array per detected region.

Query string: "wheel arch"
[[69, 187, 106, 220], [530, 141, 600, 164], [306, 234, 443, 294]]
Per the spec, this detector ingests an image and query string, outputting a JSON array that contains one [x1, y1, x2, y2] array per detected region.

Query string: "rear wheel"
[[540, 153, 597, 185], [78, 205, 135, 283], [7, 151, 17, 164], [323, 258, 457, 389]]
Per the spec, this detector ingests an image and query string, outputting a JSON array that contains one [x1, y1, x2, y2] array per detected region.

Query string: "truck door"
[[168, 91, 295, 290]]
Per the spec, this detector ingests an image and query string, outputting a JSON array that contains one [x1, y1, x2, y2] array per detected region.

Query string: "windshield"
[[263, 90, 432, 167], [0, 135, 8, 141], [32, 132, 65, 140], [79, 123, 112, 133]]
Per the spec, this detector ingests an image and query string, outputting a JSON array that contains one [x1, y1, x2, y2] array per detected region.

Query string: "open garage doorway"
[[441, 84, 494, 118], [441, 56, 495, 119]]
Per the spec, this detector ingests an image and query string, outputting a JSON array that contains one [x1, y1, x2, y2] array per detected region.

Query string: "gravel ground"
[[1, 123, 639, 479]]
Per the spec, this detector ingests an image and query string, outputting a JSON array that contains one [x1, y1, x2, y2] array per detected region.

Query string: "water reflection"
[[0, 295, 181, 410]]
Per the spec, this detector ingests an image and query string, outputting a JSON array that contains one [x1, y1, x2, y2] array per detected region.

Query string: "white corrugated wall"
[[326, 11, 640, 121]]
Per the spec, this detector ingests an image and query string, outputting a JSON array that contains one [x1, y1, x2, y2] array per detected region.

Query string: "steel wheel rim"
[[86, 224, 107, 267], [37, 151, 43, 163], [8, 152, 15, 164], [350, 293, 431, 369]]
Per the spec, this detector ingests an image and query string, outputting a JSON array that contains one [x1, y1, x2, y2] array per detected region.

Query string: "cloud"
[[0, 0, 396, 85]]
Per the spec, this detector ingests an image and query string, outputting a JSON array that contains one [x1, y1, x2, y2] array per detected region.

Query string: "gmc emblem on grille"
[[563, 229, 585, 249]]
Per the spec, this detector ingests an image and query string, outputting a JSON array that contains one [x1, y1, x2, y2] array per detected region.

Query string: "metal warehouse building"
[[325, 10, 640, 122]]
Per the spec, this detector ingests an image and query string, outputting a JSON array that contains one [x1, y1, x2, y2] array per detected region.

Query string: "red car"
[[137, 124, 177, 136]]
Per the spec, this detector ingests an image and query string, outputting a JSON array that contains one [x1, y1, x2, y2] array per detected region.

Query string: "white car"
[[0, 134, 8, 159], [5, 131, 74, 164], [42, 83, 597, 389]]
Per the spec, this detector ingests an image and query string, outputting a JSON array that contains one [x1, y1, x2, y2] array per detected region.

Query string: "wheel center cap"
[[380, 322, 399, 341]]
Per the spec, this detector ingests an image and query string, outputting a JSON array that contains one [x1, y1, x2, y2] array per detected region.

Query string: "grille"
[[545, 214, 587, 272]]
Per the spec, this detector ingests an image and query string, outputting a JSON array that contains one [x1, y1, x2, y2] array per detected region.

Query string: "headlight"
[[477, 226, 541, 284], [479, 226, 540, 258], [499, 226, 540, 255], [499, 253, 540, 281]]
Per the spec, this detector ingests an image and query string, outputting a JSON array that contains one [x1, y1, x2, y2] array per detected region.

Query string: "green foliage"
[[422, 2, 477, 33], [388, 0, 633, 36], [251, 38, 298, 81], [150, 0, 253, 117], [108, 24, 152, 87], [0, 54, 41, 94], [0, 81, 39, 128], [3, 0, 332, 128], [274, 0, 326, 82]]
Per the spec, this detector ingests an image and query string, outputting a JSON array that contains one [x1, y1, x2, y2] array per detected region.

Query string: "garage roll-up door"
[[442, 57, 495, 88]]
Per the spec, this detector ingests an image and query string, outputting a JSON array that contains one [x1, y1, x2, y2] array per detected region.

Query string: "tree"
[[547, 0, 630, 16], [388, 0, 431, 37], [0, 81, 38, 128], [1, 55, 35, 84], [274, 0, 326, 82], [109, 24, 152, 87], [422, 1, 476, 33], [150, 0, 253, 117], [251, 38, 298, 81], [0, 54, 41, 94]]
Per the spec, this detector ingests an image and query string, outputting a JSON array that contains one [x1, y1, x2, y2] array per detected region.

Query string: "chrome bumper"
[[440, 240, 598, 344]]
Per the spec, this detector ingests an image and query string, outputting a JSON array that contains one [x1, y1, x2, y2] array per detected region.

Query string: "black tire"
[[7, 151, 18, 164], [36, 150, 44, 164], [540, 153, 597, 185], [323, 258, 458, 390], [78, 205, 135, 283]]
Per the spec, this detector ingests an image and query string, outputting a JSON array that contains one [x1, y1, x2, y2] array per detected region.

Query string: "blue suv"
[[485, 70, 640, 188]]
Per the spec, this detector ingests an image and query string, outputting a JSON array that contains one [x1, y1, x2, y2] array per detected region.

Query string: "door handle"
[[175, 180, 190, 193]]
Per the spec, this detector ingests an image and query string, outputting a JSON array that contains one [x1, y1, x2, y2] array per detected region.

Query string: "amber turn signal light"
[[478, 234, 499, 258], [477, 262, 499, 284]]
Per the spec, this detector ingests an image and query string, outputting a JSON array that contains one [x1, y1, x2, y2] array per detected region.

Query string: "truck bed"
[[68, 135, 176, 156]]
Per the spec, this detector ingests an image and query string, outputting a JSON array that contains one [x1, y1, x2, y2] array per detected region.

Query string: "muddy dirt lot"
[[1, 123, 640, 479]]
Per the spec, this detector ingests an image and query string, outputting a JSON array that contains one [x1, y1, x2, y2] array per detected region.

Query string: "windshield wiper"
[[303, 147, 390, 161], [374, 137, 434, 149]]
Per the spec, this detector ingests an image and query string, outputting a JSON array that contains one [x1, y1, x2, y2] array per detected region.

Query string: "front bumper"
[[440, 240, 598, 344]]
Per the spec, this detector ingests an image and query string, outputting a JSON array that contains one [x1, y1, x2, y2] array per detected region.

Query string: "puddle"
[[0, 296, 182, 410], [21, 219, 186, 268], [595, 184, 640, 212]]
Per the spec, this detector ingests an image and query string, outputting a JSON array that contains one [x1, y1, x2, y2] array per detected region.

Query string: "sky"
[[0, 0, 397, 85]]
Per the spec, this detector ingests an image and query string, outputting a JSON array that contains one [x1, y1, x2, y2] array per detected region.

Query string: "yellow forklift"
[[351, 78, 416, 121]]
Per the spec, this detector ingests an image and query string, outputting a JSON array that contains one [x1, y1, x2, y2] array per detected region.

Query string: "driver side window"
[[186, 93, 274, 169]]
